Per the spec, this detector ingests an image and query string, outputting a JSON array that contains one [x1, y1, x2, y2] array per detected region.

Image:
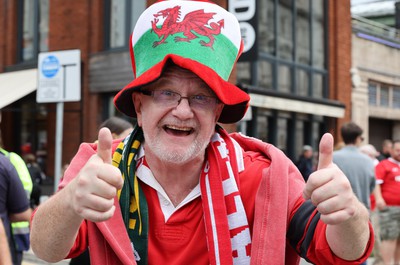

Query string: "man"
[[70, 116, 133, 265], [30, 1, 373, 264], [374, 140, 400, 265], [98, 116, 133, 140], [295, 145, 314, 181], [0, 151, 31, 265], [333, 123, 376, 265], [377, 139, 393, 161], [359, 144, 382, 265], [333, 122, 376, 210], [0, 134, 32, 265], [333, 122, 375, 264]]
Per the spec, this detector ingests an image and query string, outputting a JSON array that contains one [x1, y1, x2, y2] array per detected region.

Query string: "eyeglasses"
[[140, 90, 219, 110]]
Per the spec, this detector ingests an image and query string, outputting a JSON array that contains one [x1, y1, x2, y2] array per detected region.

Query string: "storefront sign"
[[228, 0, 258, 61]]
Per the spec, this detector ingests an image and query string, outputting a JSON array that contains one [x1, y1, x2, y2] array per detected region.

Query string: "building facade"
[[351, 1, 400, 151], [0, 0, 352, 181]]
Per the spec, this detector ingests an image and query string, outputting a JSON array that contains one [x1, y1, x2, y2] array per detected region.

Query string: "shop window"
[[238, 0, 328, 98], [278, 0, 293, 61], [18, 0, 49, 62], [313, 73, 325, 98], [278, 65, 292, 93], [105, 0, 146, 50], [297, 69, 309, 96], [258, 61, 273, 89], [296, 0, 311, 65]]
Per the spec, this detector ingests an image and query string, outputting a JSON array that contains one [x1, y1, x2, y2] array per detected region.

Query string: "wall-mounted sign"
[[37, 49, 81, 103]]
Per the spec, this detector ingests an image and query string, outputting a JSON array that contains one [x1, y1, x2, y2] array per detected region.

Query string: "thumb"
[[97, 127, 113, 164], [317, 133, 334, 170]]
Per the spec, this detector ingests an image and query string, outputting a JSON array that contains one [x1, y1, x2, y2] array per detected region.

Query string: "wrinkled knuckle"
[[317, 204, 328, 215], [310, 193, 322, 205]]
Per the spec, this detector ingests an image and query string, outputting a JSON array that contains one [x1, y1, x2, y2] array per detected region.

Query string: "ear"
[[132, 93, 143, 127]]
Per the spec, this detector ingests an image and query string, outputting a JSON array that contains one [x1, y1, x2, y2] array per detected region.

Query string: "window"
[[240, 0, 328, 98], [18, 0, 49, 62], [393, 87, 400, 109], [105, 0, 146, 50], [380, 85, 389, 107], [368, 83, 377, 105], [368, 81, 399, 108]]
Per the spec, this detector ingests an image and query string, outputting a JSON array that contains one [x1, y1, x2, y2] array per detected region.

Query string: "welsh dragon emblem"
[[151, 5, 224, 49]]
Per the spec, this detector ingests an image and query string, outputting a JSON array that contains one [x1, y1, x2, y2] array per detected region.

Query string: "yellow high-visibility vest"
[[0, 148, 32, 251]]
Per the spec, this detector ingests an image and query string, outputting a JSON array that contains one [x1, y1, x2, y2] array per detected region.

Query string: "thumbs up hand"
[[67, 128, 124, 222], [303, 133, 359, 225]]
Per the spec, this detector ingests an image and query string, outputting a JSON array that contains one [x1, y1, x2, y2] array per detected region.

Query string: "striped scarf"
[[112, 125, 251, 265]]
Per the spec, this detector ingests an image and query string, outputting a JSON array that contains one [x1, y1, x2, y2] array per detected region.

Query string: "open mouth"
[[163, 125, 193, 136]]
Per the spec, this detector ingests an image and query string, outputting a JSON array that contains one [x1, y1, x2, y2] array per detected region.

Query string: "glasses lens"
[[190, 95, 215, 108], [153, 90, 180, 105]]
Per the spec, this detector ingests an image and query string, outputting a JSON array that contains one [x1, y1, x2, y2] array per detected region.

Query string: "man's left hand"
[[303, 133, 359, 225]]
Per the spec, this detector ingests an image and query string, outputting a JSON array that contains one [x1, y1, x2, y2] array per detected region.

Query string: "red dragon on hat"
[[151, 5, 225, 49]]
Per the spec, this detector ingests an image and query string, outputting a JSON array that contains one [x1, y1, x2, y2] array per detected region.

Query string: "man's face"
[[132, 66, 224, 165], [383, 142, 393, 153], [391, 142, 400, 162], [304, 149, 313, 159]]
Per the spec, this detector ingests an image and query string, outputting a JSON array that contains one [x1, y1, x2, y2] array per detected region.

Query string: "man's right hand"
[[68, 127, 123, 222]]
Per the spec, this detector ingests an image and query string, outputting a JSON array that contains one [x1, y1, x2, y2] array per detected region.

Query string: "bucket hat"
[[114, 0, 250, 123]]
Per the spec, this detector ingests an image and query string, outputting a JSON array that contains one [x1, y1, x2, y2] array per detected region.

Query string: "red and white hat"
[[114, 0, 250, 123]]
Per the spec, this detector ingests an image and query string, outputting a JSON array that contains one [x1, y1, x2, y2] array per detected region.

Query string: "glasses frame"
[[139, 89, 219, 110]]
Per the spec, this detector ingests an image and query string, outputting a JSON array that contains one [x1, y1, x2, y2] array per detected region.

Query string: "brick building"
[[0, 0, 352, 181]]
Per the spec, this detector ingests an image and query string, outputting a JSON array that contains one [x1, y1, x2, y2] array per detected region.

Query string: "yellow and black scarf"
[[112, 125, 148, 264]]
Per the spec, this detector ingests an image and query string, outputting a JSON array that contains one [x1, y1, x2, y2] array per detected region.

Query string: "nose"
[[172, 97, 194, 119]]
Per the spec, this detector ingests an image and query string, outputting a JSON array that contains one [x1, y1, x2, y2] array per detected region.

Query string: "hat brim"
[[114, 54, 249, 124]]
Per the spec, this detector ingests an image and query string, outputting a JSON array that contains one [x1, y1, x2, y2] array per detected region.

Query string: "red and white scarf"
[[200, 128, 252, 265]]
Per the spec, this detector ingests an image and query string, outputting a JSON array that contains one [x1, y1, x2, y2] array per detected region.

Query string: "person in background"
[[295, 145, 314, 181], [359, 144, 379, 166], [0, 218, 12, 265], [30, 1, 373, 264], [332, 122, 376, 265], [0, 150, 31, 265], [24, 154, 46, 209], [359, 143, 382, 265], [333, 122, 376, 210], [374, 140, 400, 265], [70, 116, 133, 265], [0, 132, 32, 265], [99, 116, 133, 140], [377, 139, 392, 162]]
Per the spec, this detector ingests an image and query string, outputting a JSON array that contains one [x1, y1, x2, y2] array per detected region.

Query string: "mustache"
[[160, 119, 197, 129]]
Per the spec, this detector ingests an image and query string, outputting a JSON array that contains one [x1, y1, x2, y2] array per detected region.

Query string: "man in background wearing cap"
[[295, 145, 314, 182], [30, 1, 373, 264]]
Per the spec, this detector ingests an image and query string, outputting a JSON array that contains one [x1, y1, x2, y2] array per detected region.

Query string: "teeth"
[[166, 125, 191, 131]]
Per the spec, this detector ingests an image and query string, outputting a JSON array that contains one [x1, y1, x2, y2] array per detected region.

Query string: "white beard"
[[142, 130, 209, 165]]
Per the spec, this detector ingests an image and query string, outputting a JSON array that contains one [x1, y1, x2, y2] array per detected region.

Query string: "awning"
[[0, 69, 37, 109], [250, 93, 345, 118]]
